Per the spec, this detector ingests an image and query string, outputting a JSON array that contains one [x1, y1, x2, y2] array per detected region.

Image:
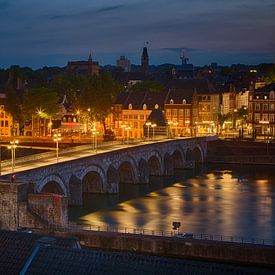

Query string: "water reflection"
[[69, 164, 275, 239]]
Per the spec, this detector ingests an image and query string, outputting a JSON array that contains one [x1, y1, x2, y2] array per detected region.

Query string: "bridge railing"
[[64, 223, 275, 247]]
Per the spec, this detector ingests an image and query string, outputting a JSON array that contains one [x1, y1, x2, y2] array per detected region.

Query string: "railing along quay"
[[59, 223, 275, 247]]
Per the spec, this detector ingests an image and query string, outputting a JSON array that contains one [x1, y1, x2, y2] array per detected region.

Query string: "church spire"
[[141, 43, 149, 75]]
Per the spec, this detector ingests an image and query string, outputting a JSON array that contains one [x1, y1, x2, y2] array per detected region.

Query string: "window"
[[134, 122, 138, 128], [143, 104, 147, 110], [264, 96, 267, 100], [182, 99, 186, 104], [255, 113, 260, 121], [155, 104, 159, 109], [179, 110, 183, 117], [263, 113, 268, 121], [128, 104, 132, 110], [185, 109, 190, 116], [270, 114, 274, 122], [255, 104, 260, 111], [140, 115, 144, 119], [133, 115, 138, 120], [5, 121, 8, 127], [170, 99, 174, 104], [166, 109, 171, 116], [270, 104, 274, 111], [123, 115, 128, 119], [263, 104, 268, 111], [129, 115, 133, 119], [172, 109, 177, 116]]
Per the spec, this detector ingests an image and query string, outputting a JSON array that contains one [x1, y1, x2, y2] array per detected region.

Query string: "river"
[[68, 164, 275, 240]]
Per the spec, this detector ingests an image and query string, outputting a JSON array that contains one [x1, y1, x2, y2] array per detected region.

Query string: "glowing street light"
[[145, 122, 151, 141], [53, 133, 61, 163], [8, 140, 19, 175], [91, 128, 99, 153], [151, 123, 157, 140], [125, 126, 131, 144]]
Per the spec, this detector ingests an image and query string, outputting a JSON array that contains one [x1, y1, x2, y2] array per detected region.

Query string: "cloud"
[[97, 4, 125, 13]]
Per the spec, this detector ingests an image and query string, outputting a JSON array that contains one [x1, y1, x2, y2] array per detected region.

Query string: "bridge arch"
[[37, 174, 67, 195], [147, 150, 163, 176], [138, 158, 149, 183], [118, 161, 137, 183], [186, 148, 193, 161], [172, 149, 185, 169], [163, 153, 174, 176], [81, 165, 105, 193], [148, 155, 162, 176], [193, 145, 204, 163]]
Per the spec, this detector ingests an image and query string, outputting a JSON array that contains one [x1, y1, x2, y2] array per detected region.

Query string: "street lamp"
[[91, 128, 99, 153], [174, 122, 179, 138], [8, 140, 19, 174], [167, 121, 173, 138], [53, 133, 61, 163], [145, 122, 151, 141], [125, 126, 131, 144], [151, 123, 157, 140]]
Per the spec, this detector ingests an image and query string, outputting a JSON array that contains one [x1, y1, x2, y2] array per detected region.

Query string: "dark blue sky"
[[0, 0, 274, 68]]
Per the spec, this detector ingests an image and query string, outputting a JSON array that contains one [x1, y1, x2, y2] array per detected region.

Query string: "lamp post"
[[151, 123, 157, 140], [121, 124, 126, 143], [91, 128, 99, 153], [174, 122, 179, 138], [53, 133, 61, 163], [145, 122, 151, 141], [167, 121, 173, 138], [125, 126, 131, 144], [8, 140, 19, 175]]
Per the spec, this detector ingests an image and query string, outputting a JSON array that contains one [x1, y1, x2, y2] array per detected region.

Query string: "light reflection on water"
[[69, 165, 275, 239]]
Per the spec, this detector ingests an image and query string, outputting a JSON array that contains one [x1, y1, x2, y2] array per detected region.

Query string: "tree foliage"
[[22, 87, 60, 119], [129, 80, 163, 93], [78, 73, 122, 132]]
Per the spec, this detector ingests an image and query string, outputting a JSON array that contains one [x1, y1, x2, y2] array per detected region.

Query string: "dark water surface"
[[69, 164, 275, 240]]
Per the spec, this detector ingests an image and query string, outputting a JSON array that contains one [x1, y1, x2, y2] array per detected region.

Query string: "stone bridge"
[[15, 137, 211, 206]]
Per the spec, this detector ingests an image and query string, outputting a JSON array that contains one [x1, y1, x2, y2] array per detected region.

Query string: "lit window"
[[182, 99, 186, 104], [155, 104, 159, 109], [143, 104, 147, 110], [128, 104, 132, 110], [170, 99, 174, 104]]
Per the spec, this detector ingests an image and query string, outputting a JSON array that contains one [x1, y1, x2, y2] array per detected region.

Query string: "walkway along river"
[[68, 164, 275, 241]]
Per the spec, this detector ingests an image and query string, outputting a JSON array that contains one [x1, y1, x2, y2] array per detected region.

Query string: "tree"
[[129, 80, 164, 93], [5, 85, 24, 135], [79, 73, 122, 133], [22, 87, 60, 119]]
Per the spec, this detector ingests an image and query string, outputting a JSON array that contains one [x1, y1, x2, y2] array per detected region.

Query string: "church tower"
[[141, 46, 149, 75]]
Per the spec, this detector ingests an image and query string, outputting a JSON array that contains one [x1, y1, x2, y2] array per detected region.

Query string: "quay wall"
[[47, 230, 275, 268]]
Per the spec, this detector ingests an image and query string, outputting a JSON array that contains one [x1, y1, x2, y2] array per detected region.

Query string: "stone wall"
[[52, 230, 275, 268], [0, 181, 68, 231]]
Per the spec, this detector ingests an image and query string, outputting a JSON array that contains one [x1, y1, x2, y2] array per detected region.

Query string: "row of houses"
[[0, 76, 274, 140]]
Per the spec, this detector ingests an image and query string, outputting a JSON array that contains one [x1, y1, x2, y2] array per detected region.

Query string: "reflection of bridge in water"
[[14, 137, 213, 206]]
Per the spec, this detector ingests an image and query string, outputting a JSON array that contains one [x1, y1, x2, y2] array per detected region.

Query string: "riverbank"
[[207, 139, 275, 165]]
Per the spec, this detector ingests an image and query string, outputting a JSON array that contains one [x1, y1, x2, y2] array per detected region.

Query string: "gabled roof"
[[166, 78, 217, 104], [115, 90, 167, 110], [146, 108, 167, 126], [255, 83, 275, 93]]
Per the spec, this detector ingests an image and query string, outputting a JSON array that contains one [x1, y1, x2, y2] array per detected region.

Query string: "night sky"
[[0, 0, 274, 68]]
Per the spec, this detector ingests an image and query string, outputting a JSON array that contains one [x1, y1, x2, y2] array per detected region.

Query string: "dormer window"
[[143, 104, 147, 110], [170, 99, 174, 104], [128, 104, 132, 110], [155, 104, 159, 109], [264, 96, 267, 100], [270, 91, 274, 100], [182, 99, 186, 104]]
